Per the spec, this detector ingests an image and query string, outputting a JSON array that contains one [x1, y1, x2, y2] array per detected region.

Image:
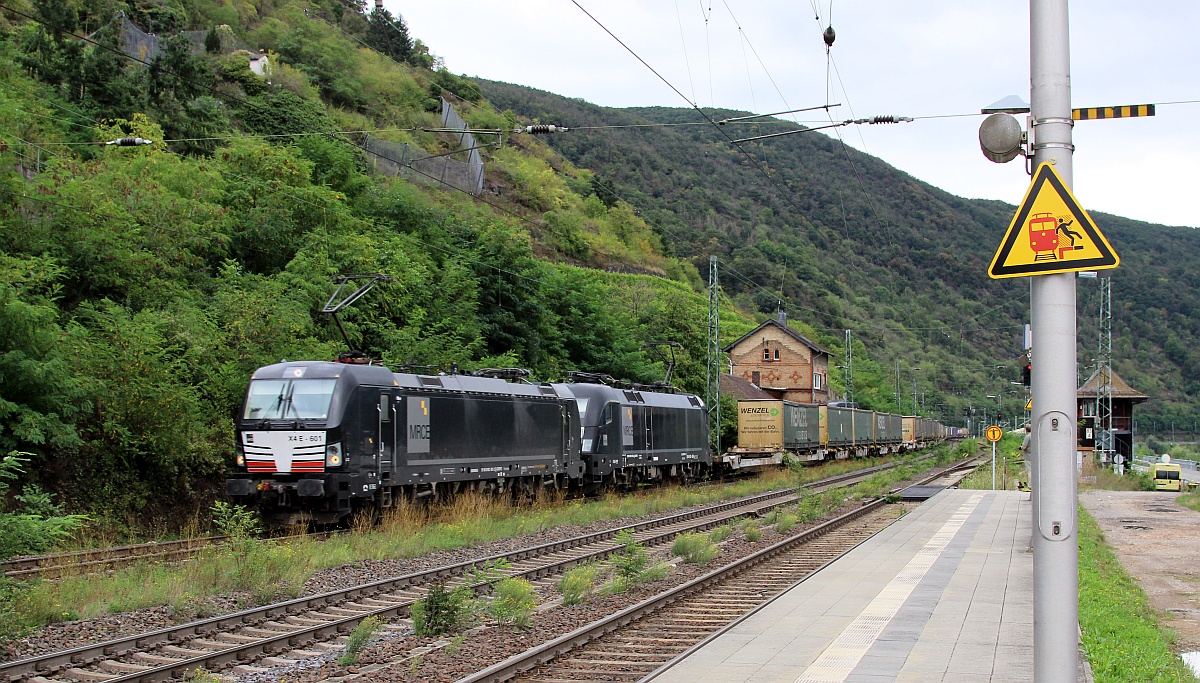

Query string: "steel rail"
[[455, 458, 978, 683], [2, 485, 816, 681], [0, 457, 906, 581], [1, 455, 946, 682], [1, 537, 226, 579], [458, 501, 890, 683]]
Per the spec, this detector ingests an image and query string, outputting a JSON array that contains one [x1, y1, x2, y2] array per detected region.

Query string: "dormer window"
[[774, 349, 780, 361], [763, 348, 771, 361]]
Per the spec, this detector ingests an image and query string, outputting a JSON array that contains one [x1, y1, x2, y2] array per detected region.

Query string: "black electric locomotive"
[[570, 382, 708, 487], [226, 361, 583, 525], [226, 361, 710, 524]]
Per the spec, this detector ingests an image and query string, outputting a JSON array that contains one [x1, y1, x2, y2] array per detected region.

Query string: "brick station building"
[[724, 312, 832, 405]]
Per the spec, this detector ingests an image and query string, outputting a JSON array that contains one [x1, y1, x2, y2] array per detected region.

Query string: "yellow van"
[[1151, 463, 1183, 492]]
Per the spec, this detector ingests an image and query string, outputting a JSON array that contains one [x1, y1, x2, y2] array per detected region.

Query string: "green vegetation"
[[708, 523, 735, 543], [0, 0, 738, 538], [0, 0, 1192, 548], [607, 529, 670, 592], [1078, 508, 1198, 682], [557, 564, 598, 606], [742, 521, 762, 543], [0, 448, 962, 640], [0, 453, 87, 557], [184, 669, 222, 683], [338, 615, 382, 666], [1082, 468, 1156, 493], [481, 81, 1200, 434], [411, 582, 473, 637], [670, 532, 719, 564], [487, 577, 536, 628], [774, 513, 800, 533]]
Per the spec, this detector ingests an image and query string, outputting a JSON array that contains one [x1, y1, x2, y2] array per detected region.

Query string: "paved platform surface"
[[648, 489, 1037, 683]]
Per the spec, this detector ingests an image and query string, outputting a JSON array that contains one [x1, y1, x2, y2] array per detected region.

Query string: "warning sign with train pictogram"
[[988, 162, 1118, 279]]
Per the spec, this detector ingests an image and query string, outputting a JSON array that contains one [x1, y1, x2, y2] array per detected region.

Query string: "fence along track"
[[457, 460, 978, 683], [1, 456, 949, 682]]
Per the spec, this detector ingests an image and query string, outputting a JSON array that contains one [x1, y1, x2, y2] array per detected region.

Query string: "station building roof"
[[1077, 368, 1148, 404]]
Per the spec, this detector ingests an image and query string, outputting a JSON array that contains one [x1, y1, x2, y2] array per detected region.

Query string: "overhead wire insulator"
[[869, 115, 912, 124], [520, 124, 570, 134], [822, 26, 836, 48], [106, 137, 153, 146]]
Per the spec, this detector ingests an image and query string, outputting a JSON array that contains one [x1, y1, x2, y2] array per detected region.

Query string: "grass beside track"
[[1078, 507, 1199, 682], [0, 443, 972, 643], [1176, 491, 1200, 513]]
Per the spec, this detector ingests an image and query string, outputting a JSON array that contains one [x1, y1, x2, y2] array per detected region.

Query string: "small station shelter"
[[1077, 368, 1148, 465], [724, 312, 832, 405]]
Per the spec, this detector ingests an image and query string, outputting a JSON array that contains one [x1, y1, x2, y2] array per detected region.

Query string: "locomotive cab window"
[[244, 378, 337, 420]]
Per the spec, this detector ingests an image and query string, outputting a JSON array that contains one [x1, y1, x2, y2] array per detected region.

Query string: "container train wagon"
[[226, 361, 709, 525], [722, 399, 949, 472]]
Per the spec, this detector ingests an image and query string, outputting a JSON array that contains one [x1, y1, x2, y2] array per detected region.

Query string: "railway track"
[[0, 538, 228, 581], [2, 460, 916, 683], [0, 461, 875, 582], [458, 458, 984, 683], [3, 452, 929, 583]]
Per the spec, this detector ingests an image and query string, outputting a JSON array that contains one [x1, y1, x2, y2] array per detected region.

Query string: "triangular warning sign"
[[989, 163, 1119, 278]]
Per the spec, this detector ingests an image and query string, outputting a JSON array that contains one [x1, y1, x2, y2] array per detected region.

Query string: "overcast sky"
[[389, 1, 1198, 229]]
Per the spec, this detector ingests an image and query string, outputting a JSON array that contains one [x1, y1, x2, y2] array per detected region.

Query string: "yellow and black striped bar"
[[1072, 104, 1155, 120]]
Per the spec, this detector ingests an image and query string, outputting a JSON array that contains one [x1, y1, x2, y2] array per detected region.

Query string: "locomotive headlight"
[[325, 442, 343, 467], [235, 443, 245, 467]]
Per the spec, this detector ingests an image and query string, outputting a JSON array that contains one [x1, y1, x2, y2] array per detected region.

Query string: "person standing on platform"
[[1018, 425, 1032, 491]]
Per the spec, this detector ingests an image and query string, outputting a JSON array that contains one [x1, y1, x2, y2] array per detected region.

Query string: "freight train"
[[225, 361, 709, 525], [721, 399, 954, 472], [224, 361, 956, 525]]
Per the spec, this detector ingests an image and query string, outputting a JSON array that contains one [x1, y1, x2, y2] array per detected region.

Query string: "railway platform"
[[647, 488, 1088, 683]]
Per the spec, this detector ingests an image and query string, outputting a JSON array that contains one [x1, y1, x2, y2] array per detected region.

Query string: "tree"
[[0, 453, 87, 558], [0, 254, 89, 455], [80, 20, 146, 119], [364, 8, 412, 63], [20, 0, 85, 90], [205, 28, 222, 54]]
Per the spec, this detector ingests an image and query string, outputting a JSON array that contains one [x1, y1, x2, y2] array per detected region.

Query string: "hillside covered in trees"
[[480, 81, 1200, 435], [0, 0, 748, 532], [0, 0, 1197, 534]]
